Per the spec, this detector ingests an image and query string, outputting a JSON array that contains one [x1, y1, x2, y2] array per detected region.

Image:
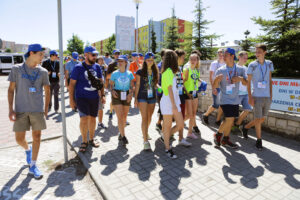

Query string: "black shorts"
[[76, 97, 99, 117], [184, 92, 198, 100], [220, 104, 239, 118]]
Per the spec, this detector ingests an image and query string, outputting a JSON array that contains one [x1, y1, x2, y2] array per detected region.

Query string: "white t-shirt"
[[210, 60, 225, 79], [160, 76, 181, 115]]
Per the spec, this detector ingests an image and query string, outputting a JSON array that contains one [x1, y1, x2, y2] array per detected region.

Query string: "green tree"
[[252, 0, 300, 77], [193, 0, 220, 60], [5, 48, 12, 53], [150, 22, 157, 54], [163, 7, 180, 50], [104, 34, 116, 55], [240, 30, 253, 52], [67, 34, 84, 54]]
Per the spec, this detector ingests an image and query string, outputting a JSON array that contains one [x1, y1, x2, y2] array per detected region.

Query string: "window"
[[13, 56, 24, 64], [0, 56, 13, 63]]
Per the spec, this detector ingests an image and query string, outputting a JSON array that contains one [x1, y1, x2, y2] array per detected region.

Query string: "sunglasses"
[[89, 53, 98, 57]]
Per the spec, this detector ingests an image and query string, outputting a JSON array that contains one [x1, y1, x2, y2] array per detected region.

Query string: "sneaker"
[[29, 165, 43, 179], [109, 112, 113, 120], [156, 123, 162, 132], [214, 133, 222, 147], [165, 149, 177, 159], [144, 141, 151, 150], [193, 126, 200, 134], [25, 147, 32, 165], [97, 123, 107, 129], [242, 124, 249, 139], [203, 115, 209, 124], [221, 138, 238, 149], [187, 133, 198, 139], [118, 134, 122, 140], [256, 139, 263, 151], [121, 136, 128, 145], [126, 121, 130, 126], [215, 120, 221, 126], [178, 138, 192, 147]]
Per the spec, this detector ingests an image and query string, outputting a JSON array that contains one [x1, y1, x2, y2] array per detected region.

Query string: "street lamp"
[[133, 0, 142, 54]]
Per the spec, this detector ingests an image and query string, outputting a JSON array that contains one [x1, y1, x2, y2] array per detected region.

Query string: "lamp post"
[[133, 0, 141, 54]]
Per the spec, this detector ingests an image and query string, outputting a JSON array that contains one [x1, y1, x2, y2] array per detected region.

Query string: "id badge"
[[178, 85, 183, 95], [192, 90, 197, 97], [29, 87, 37, 93], [226, 85, 233, 94], [52, 72, 56, 78], [258, 82, 266, 89], [147, 88, 153, 98], [121, 91, 127, 101]]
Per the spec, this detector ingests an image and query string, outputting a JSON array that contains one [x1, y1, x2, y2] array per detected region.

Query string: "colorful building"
[[92, 17, 193, 54]]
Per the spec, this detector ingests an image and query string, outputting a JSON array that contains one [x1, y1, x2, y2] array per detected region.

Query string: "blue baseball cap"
[[139, 53, 143, 57], [72, 52, 79, 60], [199, 81, 207, 92], [131, 52, 138, 57], [144, 52, 154, 60], [49, 50, 58, 56], [113, 49, 120, 54], [84, 46, 99, 54], [117, 55, 128, 62], [225, 48, 237, 60], [24, 44, 45, 58]]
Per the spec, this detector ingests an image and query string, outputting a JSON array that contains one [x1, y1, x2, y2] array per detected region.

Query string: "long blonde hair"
[[189, 53, 200, 69]]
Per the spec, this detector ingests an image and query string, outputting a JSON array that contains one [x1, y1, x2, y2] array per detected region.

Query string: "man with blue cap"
[[106, 49, 121, 119], [69, 46, 104, 153], [7, 44, 50, 179], [213, 48, 247, 149], [65, 52, 80, 89], [42, 50, 60, 113]]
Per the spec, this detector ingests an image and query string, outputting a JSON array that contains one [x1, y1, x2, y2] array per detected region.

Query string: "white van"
[[0, 53, 25, 74]]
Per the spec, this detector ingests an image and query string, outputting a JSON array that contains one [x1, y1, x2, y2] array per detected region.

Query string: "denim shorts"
[[212, 88, 220, 109], [239, 95, 252, 111], [138, 98, 156, 104]]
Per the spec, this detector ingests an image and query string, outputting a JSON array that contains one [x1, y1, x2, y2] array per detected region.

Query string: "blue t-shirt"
[[247, 60, 274, 97], [215, 64, 247, 105], [104, 57, 112, 66], [111, 70, 134, 91], [66, 59, 80, 74], [71, 62, 102, 99]]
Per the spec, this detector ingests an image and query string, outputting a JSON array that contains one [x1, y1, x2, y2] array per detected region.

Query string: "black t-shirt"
[[136, 69, 156, 100], [42, 59, 60, 83], [107, 60, 118, 75]]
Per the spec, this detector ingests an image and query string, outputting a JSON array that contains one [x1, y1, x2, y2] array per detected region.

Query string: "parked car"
[[0, 53, 25, 74]]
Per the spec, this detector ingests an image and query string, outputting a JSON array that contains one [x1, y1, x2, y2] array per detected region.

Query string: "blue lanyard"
[[258, 61, 267, 81], [190, 68, 199, 86], [23, 65, 40, 87], [226, 64, 236, 82], [50, 60, 56, 71], [148, 73, 153, 89]]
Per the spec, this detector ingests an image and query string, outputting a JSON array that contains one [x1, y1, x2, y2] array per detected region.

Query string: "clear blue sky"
[[0, 0, 275, 51]]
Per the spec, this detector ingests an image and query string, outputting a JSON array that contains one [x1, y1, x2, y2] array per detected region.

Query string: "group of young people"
[[7, 42, 273, 179]]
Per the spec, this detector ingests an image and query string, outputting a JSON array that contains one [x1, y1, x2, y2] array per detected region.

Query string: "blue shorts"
[[138, 98, 156, 104], [239, 95, 252, 111], [212, 88, 220, 109], [76, 97, 99, 118]]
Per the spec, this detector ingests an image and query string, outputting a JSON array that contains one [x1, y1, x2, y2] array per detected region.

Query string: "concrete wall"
[[198, 60, 300, 139]]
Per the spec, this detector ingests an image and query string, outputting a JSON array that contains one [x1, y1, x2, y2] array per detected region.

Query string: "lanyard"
[[148, 73, 153, 89], [226, 64, 236, 82], [258, 61, 267, 81], [191, 68, 199, 87], [23, 65, 40, 87], [50, 60, 56, 71]]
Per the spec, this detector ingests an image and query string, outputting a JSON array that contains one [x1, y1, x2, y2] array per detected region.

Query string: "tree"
[[240, 30, 252, 51], [163, 7, 180, 50], [251, 0, 300, 77], [192, 0, 220, 60], [67, 34, 84, 54], [5, 48, 12, 53], [104, 34, 116, 55], [150, 22, 157, 54]]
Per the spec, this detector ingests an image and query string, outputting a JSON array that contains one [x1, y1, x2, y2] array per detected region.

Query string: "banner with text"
[[271, 78, 300, 114], [115, 16, 135, 51]]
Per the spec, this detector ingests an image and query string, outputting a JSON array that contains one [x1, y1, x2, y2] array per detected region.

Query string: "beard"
[[87, 57, 96, 65]]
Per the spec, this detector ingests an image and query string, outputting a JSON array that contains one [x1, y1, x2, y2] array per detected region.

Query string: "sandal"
[[89, 139, 100, 148], [79, 142, 88, 153]]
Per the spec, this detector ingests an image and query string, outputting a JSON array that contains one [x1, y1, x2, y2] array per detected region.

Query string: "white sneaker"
[[178, 138, 192, 147], [144, 141, 151, 150]]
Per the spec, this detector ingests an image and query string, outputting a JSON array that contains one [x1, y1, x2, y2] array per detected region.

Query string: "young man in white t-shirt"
[[203, 48, 225, 125]]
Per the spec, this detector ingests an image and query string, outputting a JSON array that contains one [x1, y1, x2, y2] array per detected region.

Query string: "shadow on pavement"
[[52, 110, 76, 123], [96, 119, 119, 143], [100, 142, 129, 176], [0, 166, 32, 200]]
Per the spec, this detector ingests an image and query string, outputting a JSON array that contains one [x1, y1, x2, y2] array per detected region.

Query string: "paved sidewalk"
[[0, 137, 102, 200], [66, 92, 300, 200]]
